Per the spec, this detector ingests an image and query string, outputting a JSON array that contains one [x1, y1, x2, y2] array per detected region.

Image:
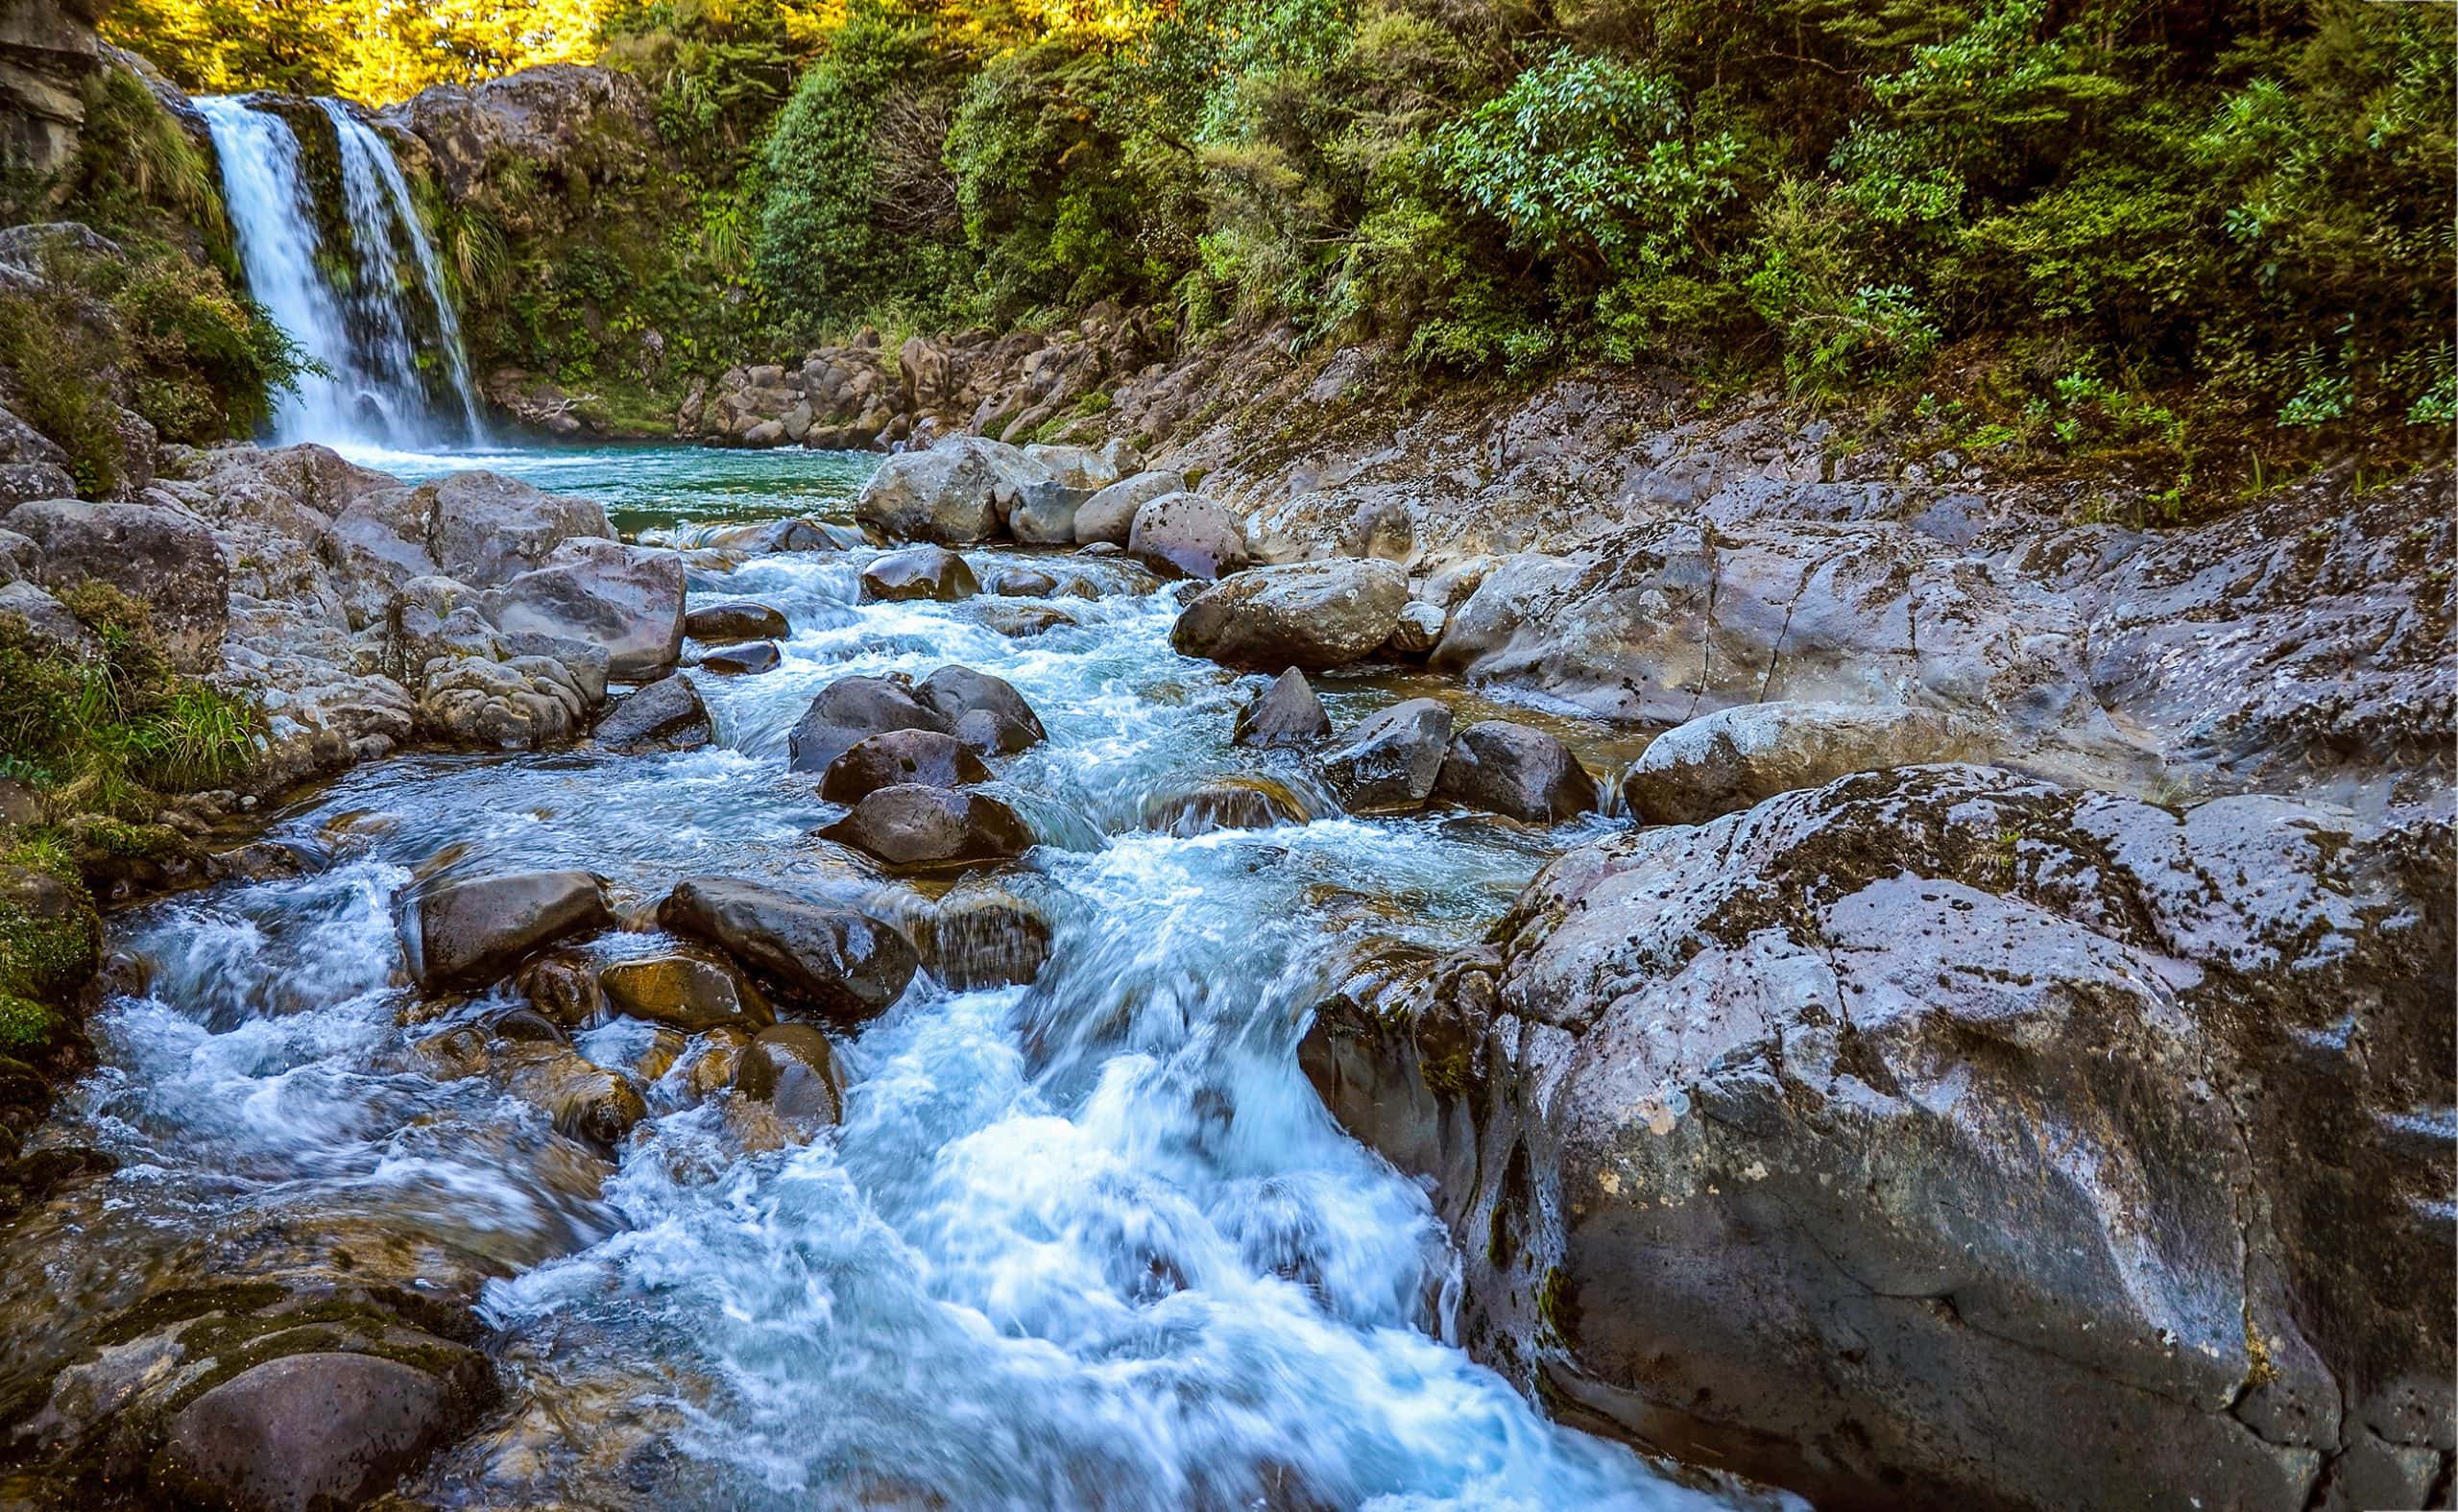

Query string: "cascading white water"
[[197, 94, 486, 451]]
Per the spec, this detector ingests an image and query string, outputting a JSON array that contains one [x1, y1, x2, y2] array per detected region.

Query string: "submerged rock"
[[1232, 668, 1333, 748], [685, 600, 788, 641], [819, 729, 993, 804], [593, 673, 710, 753], [1431, 720, 1598, 823], [400, 870, 613, 991], [818, 784, 1035, 871], [1305, 763, 2455, 1512], [1620, 699, 1981, 825], [1140, 778, 1309, 837], [155, 1351, 479, 1512], [860, 543, 979, 603], [501, 1041, 648, 1148], [598, 950, 773, 1033], [1318, 699, 1454, 813], [910, 880, 1051, 989], [657, 876, 917, 1021], [1172, 560, 1409, 669]]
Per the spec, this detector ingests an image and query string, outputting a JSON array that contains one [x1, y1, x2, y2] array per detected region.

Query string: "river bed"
[[11, 444, 1724, 1509]]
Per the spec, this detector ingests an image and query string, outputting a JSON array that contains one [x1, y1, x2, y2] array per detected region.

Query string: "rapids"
[[12, 445, 1724, 1509]]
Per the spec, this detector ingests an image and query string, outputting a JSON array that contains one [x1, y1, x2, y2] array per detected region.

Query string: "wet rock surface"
[[400, 870, 613, 991], [1232, 668, 1332, 748], [818, 784, 1036, 871], [656, 876, 918, 1022], [1319, 699, 1455, 813], [1171, 559, 1409, 669], [1305, 762, 2455, 1511], [1431, 720, 1598, 823], [860, 543, 979, 603], [593, 673, 709, 752], [819, 729, 994, 804], [685, 600, 788, 641]]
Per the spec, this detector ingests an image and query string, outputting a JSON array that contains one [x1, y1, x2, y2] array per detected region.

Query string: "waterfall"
[[196, 95, 486, 451]]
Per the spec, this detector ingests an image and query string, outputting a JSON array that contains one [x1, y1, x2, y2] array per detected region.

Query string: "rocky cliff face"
[[0, 0, 102, 178], [1305, 762, 2453, 1511]]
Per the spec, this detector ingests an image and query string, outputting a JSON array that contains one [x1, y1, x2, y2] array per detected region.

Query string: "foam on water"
[[27, 458, 1724, 1509]]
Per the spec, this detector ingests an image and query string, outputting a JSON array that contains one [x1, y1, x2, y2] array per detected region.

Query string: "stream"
[[10, 444, 1719, 1509]]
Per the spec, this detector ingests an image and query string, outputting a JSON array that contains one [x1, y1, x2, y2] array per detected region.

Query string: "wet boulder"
[[598, 950, 774, 1033], [1127, 492, 1248, 580], [855, 436, 1048, 544], [658, 876, 918, 1021], [1233, 668, 1333, 748], [910, 880, 1051, 989], [4, 499, 229, 671], [701, 640, 779, 676], [593, 673, 709, 753], [787, 674, 948, 774], [1171, 560, 1409, 669], [859, 544, 978, 603], [914, 664, 1046, 755], [978, 602, 1074, 638], [1317, 699, 1455, 813], [685, 600, 788, 641], [1305, 764, 2455, 1512], [992, 566, 1057, 597], [1073, 468, 1184, 546], [818, 785, 1035, 872], [501, 1041, 649, 1148], [733, 1023, 845, 1125], [1620, 700, 1981, 826], [400, 870, 613, 991], [481, 538, 686, 680], [515, 952, 604, 1027], [820, 729, 993, 804], [154, 1352, 478, 1512], [1432, 720, 1599, 823]]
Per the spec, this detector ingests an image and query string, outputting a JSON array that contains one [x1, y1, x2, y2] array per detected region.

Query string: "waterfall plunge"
[[197, 95, 486, 451]]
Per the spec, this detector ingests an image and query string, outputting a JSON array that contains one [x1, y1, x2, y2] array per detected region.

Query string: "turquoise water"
[[337, 439, 879, 532]]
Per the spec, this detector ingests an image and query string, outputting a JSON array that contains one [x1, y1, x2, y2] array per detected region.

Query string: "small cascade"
[[197, 94, 486, 451]]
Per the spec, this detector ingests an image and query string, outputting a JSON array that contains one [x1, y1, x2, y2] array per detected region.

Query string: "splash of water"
[[197, 94, 485, 450]]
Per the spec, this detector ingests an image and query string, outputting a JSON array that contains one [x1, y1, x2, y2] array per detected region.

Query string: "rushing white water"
[[9, 459, 1729, 1509], [197, 94, 485, 450]]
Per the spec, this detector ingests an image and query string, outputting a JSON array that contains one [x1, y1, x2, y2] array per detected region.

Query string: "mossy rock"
[[0, 852, 102, 1008]]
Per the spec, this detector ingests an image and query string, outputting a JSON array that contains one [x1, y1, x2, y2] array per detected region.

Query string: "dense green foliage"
[[719, 0, 2452, 458], [0, 582, 257, 814]]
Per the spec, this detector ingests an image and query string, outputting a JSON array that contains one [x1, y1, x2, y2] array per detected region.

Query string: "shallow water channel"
[[11, 444, 1720, 1509]]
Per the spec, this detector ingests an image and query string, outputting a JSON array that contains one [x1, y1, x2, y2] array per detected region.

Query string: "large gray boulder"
[[1072, 468, 1184, 546], [913, 664, 1045, 756], [1431, 720, 1598, 823], [818, 784, 1035, 872], [400, 870, 613, 990], [481, 538, 685, 680], [855, 436, 1055, 544], [1127, 492, 1248, 580], [1305, 763, 2454, 1512], [819, 729, 992, 804], [657, 876, 917, 1021], [1621, 700, 1983, 825], [4, 498, 229, 670], [1172, 559, 1409, 669], [1318, 699, 1455, 813], [786, 674, 948, 774], [422, 469, 613, 588], [592, 673, 709, 752]]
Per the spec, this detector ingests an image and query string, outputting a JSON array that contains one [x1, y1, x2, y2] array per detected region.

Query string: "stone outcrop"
[[3, 497, 229, 669], [1171, 559, 1409, 669], [1620, 700, 1982, 826], [1304, 762, 2454, 1512]]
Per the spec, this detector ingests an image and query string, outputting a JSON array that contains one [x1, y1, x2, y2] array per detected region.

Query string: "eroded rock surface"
[[1305, 762, 2454, 1512]]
